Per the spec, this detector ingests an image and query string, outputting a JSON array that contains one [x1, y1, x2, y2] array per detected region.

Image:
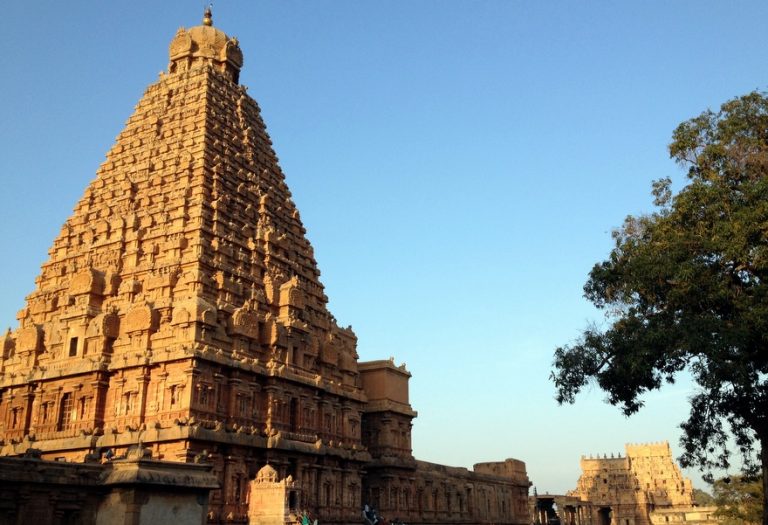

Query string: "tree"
[[693, 488, 714, 507], [713, 475, 763, 525], [551, 91, 768, 524]]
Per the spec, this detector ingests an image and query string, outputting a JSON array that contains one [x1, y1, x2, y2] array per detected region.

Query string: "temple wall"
[[649, 506, 719, 525], [0, 453, 217, 525], [363, 460, 530, 525], [96, 491, 210, 525]]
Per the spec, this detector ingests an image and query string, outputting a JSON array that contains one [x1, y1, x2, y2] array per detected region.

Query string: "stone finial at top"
[[255, 464, 279, 483], [203, 5, 213, 26], [168, 7, 243, 82]]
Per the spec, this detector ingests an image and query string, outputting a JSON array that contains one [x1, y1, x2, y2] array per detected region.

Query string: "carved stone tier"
[[0, 9, 531, 525]]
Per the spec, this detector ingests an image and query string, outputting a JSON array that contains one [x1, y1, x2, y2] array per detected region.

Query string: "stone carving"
[[0, 330, 14, 360], [278, 276, 303, 309], [124, 304, 156, 333], [16, 325, 41, 353], [193, 449, 211, 464], [0, 9, 531, 525], [230, 303, 260, 339], [255, 464, 279, 483], [169, 28, 193, 58], [118, 277, 142, 299], [86, 312, 120, 338], [570, 442, 700, 525], [223, 38, 243, 68], [69, 267, 106, 296]]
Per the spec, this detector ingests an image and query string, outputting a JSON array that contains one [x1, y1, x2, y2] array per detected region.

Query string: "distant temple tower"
[[0, 9, 530, 525], [570, 442, 698, 525]]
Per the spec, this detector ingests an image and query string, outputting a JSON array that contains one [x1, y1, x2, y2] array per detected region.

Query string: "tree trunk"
[[762, 433, 768, 525]]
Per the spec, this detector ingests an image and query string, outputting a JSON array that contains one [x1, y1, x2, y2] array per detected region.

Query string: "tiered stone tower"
[[570, 441, 694, 525], [0, 9, 531, 525], [0, 9, 368, 523]]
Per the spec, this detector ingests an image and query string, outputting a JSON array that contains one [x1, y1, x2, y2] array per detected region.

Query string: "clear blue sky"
[[1, 1, 766, 494]]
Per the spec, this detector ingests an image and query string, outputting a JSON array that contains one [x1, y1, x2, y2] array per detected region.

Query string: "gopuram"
[[565, 442, 717, 525], [0, 9, 530, 525]]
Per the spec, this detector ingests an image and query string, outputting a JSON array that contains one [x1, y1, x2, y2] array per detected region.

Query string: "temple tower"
[[0, 9, 368, 524], [571, 442, 695, 525], [0, 9, 533, 525]]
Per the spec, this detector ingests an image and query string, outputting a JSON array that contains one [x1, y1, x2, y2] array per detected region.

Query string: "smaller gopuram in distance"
[[565, 441, 718, 525], [0, 8, 530, 525]]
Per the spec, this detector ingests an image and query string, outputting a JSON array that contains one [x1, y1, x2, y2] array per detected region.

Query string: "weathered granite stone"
[[0, 7, 530, 525], [567, 441, 719, 525]]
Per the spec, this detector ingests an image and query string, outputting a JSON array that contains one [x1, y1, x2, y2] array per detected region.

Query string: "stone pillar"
[[136, 370, 150, 425], [157, 371, 169, 413], [114, 377, 126, 419], [224, 454, 236, 507], [307, 464, 319, 510], [251, 383, 262, 427], [299, 395, 309, 433], [52, 386, 64, 430], [121, 489, 148, 525], [21, 388, 35, 435], [28, 386, 42, 432], [341, 404, 351, 442], [264, 386, 277, 435], [91, 375, 109, 428], [227, 378, 241, 422]]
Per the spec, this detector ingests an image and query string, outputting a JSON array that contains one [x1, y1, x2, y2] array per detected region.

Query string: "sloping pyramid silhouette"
[[0, 7, 365, 475]]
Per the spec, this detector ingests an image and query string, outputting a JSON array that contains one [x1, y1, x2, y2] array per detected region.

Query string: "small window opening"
[[58, 393, 73, 430], [234, 475, 242, 502], [69, 337, 78, 357], [289, 398, 299, 431], [169, 385, 179, 408], [78, 397, 88, 420]]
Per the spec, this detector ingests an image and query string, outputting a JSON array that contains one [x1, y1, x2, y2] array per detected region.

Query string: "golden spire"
[[203, 5, 213, 26]]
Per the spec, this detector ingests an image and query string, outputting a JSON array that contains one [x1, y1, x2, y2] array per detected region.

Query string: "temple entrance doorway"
[[598, 507, 612, 525]]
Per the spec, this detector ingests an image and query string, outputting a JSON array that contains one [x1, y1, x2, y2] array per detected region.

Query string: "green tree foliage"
[[713, 476, 763, 525], [551, 91, 768, 524], [693, 488, 714, 507]]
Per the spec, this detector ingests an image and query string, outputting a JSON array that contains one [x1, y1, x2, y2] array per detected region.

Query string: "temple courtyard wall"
[[0, 448, 218, 525]]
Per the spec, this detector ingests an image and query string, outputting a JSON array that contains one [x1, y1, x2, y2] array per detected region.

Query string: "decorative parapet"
[[363, 399, 417, 417], [474, 458, 530, 485], [101, 450, 219, 490], [359, 358, 416, 415], [0, 450, 218, 525]]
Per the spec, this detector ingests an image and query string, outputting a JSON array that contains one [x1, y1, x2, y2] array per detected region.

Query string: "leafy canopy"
[[713, 475, 763, 525], [693, 488, 714, 507], [551, 91, 768, 478]]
